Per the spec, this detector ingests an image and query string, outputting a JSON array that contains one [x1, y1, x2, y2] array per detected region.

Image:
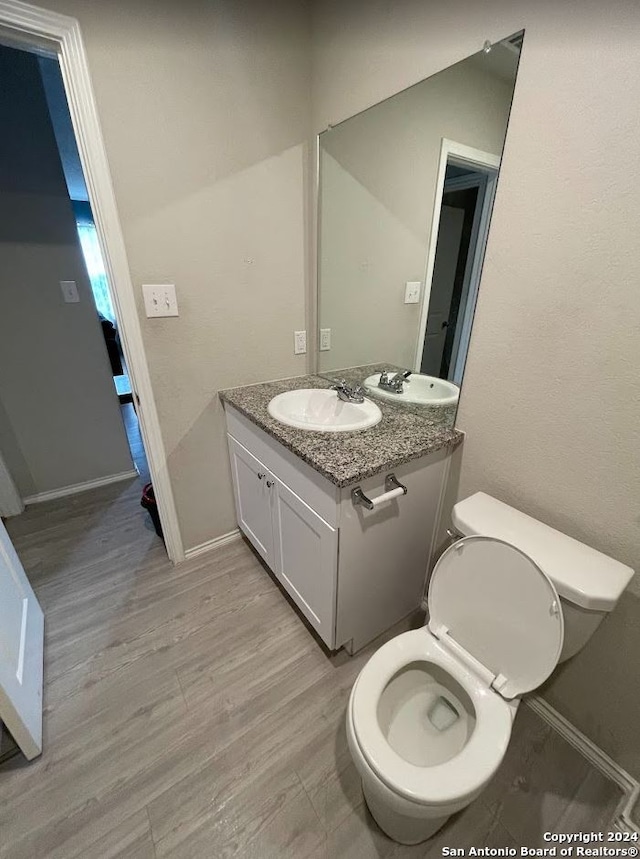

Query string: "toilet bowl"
[[346, 628, 516, 843], [347, 493, 634, 845]]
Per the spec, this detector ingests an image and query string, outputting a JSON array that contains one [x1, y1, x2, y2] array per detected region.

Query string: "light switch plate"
[[142, 284, 179, 317], [404, 281, 421, 304], [294, 330, 307, 355], [319, 328, 331, 351], [60, 280, 79, 303]]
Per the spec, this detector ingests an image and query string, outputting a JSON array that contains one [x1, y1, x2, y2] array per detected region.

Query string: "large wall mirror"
[[317, 33, 522, 419]]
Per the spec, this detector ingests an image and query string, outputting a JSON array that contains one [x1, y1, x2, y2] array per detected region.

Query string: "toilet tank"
[[451, 493, 634, 662]]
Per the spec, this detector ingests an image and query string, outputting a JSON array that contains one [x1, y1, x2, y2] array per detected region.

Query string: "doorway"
[[38, 54, 134, 406], [0, 2, 175, 759], [0, 42, 149, 511], [0, 0, 182, 560], [415, 139, 499, 385]]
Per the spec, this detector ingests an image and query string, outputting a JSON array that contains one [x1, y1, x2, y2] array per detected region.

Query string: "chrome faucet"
[[330, 379, 366, 404], [378, 369, 412, 394]]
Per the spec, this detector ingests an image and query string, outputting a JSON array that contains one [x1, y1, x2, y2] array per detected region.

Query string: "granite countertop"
[[219, 367, 463, 488]]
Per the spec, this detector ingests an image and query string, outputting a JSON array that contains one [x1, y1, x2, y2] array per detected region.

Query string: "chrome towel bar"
[[351, 473, 408, 510]]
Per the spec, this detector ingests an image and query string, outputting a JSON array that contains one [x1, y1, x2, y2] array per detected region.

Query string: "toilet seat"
[[351, 628, 513, 807], [350, 536, 566, 808], [428, 536, 564, 698]]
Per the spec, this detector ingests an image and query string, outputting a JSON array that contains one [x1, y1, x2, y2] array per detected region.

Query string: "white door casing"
[[0, 518, 43, 760]]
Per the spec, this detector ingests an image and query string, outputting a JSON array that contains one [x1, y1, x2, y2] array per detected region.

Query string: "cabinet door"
[[227, 436, 275, 566], [272, 478, 337, 648]]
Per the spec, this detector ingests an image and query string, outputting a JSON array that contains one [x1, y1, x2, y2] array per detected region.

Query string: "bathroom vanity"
[[220, 374, 462, 653]]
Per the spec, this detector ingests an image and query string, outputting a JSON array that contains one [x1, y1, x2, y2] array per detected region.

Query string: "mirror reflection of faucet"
[[378, 369, 412, 394]]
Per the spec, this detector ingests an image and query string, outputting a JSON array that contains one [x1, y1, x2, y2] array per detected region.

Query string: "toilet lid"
[[428, 536, 564, 699]]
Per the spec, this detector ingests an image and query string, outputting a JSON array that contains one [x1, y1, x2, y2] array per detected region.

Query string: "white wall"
[[41, 0, 311, 551], [0, 45, 133, 499], [311, 0, 640, 776], [318, 56, 512, 372]]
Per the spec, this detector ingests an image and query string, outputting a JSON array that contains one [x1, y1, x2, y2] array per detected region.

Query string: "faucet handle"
[[349, 384, 366, 404], [392, 368, 412, 382], [331, 380, 365, 403]]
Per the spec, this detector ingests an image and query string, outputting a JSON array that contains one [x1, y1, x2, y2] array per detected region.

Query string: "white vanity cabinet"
[[224, 403, 450, 652], [227, 433, 338, 644]]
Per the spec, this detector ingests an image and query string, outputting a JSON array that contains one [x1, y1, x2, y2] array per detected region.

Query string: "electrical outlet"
[[142, 284, 179, 317], [60, 280, 79, 303], [404, 281, 421, 304], [294, 330, 307, 355], [319, 328, 331, 351]]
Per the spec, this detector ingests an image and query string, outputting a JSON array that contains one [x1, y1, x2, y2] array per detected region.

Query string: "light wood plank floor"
[[0, 475, 623, 857]]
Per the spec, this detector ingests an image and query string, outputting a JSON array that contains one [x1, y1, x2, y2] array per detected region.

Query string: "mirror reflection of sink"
[[268, 388, 382, 433], [364, 373, 459, 407]]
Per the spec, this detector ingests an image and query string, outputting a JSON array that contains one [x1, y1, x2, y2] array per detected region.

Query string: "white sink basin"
[[268, 388, 382, 432], [364, 373, 459, 407]]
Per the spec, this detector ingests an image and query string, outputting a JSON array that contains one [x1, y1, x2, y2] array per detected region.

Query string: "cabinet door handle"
[[266, 480, 273, 488], [257, 472, 265, 480]]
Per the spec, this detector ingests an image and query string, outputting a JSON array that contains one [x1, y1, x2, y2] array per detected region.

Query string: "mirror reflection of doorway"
[[417, 143, 499, 385]]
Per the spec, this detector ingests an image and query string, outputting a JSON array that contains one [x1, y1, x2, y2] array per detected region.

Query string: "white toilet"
[[346, 492, 634, 845]]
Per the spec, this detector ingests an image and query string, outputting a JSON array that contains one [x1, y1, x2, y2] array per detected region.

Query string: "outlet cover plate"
[[60, 280, 79, 303], [294, 330, 307, 354], [404, 281, 421, 304], [319, 328, 331, 351]]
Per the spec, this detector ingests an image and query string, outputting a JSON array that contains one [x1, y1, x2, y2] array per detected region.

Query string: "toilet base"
[[362, 780, 450, 845]]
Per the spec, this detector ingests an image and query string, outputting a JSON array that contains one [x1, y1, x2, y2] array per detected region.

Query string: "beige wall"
[[318, 57, 512, 372], [0, 45, 132, 498], [312, 0, 640, 775], [41, 0, 311, 550]]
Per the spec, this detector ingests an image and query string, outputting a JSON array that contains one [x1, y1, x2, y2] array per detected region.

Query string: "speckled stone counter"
[[219, 371, 463, 488]]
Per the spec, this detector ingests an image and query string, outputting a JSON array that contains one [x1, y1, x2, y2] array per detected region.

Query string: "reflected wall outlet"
[[294, 330, 307, 354], [142, 283, 179, 317], [404, 281, 421, 304], [319, 328, 331, 351], [60, 280, 79, 303]]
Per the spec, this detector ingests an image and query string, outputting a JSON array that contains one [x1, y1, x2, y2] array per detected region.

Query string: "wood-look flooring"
[[0, 431, 623, 857]]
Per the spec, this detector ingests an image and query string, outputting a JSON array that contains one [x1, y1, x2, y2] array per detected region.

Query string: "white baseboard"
[[184, 529, 241, 560], [23, 469, 139, 505], [527, 695, 639, 833]]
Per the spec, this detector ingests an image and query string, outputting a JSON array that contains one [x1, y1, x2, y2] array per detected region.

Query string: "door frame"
[[413, 138, 500, 374], [442, 171, 492, 385], [0, 0, 184, 561]]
